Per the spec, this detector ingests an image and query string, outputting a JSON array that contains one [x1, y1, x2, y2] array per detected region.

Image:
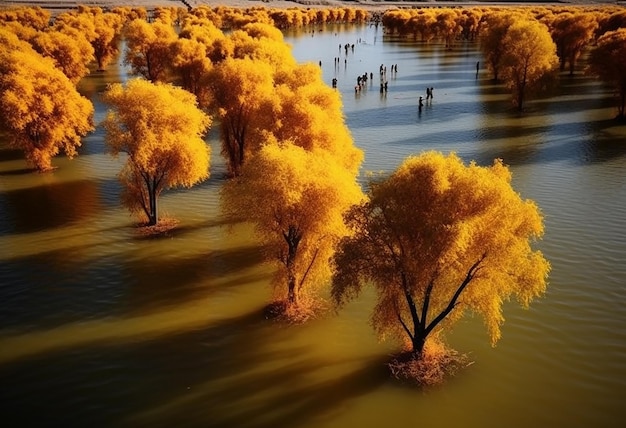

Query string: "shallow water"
[[1, 23, 625, 428]]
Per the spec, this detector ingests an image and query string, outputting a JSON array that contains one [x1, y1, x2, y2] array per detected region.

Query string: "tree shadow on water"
[[0, 308, 391, 428]]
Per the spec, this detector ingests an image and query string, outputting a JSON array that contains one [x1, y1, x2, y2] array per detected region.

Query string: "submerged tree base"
[[264, 296, 328, 324], [388, 342, 473, 387], [134, 216, 180, 238]]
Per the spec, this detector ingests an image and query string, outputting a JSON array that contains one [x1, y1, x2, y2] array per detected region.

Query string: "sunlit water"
[[1, 23, 625, 428]]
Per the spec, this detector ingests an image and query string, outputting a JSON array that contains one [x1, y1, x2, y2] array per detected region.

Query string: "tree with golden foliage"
[[0, 6, 50, 30], [170, 36, 213, 108], [587, 28, 626, 120], [0, 30, 94, 171], [30, 28, 94, 84], [332, 152, 550, 372], [549, 12, 598, 75], [123, 19, 177, 82], [102, 79, 211, 226], [178, 17, 231, 64], [208, 57, 276, 177], [271, 63, 363, 175], [91, 11, 125, 71], [434, 9, 462, 48], [221, 139, 363, 317], [480, 11, 518, 81], [500, 19, 559, 111]]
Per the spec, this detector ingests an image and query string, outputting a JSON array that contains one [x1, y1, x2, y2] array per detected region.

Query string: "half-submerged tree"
[[0, 29, 94, 171], [103, 78, 211, 226], [332, 152, 550, 380], [587, 28, 626, 120], [500, 19, 559, 111], [221, 140, 363, 319], [480, 11, 519, 81]]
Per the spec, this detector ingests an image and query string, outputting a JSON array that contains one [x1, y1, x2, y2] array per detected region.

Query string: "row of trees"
[[382, 6, 626, 114], [106, 8, 550, 373], [0, 4, 554, 379], [2, 4, 624, 173], [382, 5, 625, 44]]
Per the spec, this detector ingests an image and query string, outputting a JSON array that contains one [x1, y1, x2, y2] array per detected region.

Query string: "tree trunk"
[[517, 82, 526, 112], [411, 334, 426, 358], [148, 183, 158, 226], [287, 271, 297, 306], [283, 225, 301, 306]]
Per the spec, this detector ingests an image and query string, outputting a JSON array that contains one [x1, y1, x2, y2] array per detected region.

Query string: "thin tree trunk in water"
[[148, 178, 158, 226], [411, 335, 426, 358], [283, 225, 301, 306], [287, 270, 297, 306]]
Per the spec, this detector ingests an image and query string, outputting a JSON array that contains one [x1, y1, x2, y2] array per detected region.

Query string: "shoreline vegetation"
[[3, 0, 625, 17]]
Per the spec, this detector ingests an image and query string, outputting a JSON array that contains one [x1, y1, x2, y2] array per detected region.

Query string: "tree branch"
[[424, 254, 486, 337]]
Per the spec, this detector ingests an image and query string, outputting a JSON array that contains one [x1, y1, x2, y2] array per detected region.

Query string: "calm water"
[[1, 23, 625, 428]]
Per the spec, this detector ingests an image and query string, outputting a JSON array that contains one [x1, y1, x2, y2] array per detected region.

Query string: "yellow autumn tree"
[[550, 12, 598, 75], [500, 19, 559, 111], [332, 152, 550, 376], [434, 9, 463, 48], [221, 139, 364, 317], [272, 63, 363, 175], [480, 11, 519, 81], [179, 17, 231, 64], [102, 79, 211, 226], [123, 19, 177, 82], [0, 6, 50, 30], [30, 28, 94, 84], [208, 57, 276, 177], [92, 11, 124, 71], [587, 28, 626, 119], [170, 36, 213, 108], [229, 23, 295, 72], [0, 30, 94, 171]]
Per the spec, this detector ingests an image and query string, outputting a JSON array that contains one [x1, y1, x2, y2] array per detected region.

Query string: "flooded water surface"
[[1, 24, 625, 428]]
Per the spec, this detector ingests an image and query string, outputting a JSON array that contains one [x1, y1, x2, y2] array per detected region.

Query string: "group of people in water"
[[350, 63, 399, 94], [326, 39, 435, 110]]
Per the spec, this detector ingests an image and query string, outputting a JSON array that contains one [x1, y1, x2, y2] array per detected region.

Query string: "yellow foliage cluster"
[[0, 5, 557, 370], [102, 79, 211, 226], [333, 152, 550, 358], [587, 28, 626, 119], [0, 26, 94, 171], [382, 5, 624, 71]]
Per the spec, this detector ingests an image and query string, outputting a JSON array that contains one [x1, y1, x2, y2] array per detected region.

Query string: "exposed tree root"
[[388, 341, 473, 387], [134, 216, 179, 238], [264, 296, 329, 324]]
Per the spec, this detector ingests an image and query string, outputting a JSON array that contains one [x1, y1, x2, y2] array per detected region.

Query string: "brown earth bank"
[[2, 0, 624, 16]]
